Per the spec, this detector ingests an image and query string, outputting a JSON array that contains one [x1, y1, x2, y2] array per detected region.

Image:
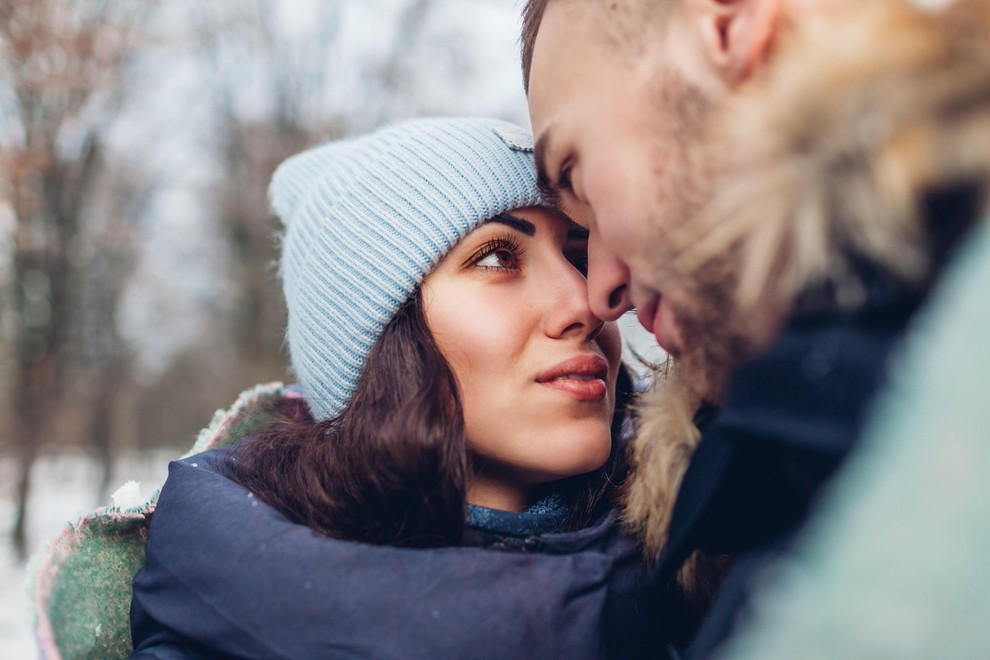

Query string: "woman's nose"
[[586, 234, 632, 322], [544, 253, 608, 342]]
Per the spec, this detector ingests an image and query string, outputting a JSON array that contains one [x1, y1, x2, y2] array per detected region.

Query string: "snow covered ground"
[[0, 451, 172, 658]]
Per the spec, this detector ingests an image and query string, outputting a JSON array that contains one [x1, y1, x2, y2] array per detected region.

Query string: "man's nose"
[[586, 234, 632, 321]]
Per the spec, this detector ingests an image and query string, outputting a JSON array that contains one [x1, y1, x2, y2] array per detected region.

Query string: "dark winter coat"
[[129, 404, 667, 659], [656, 275, 923, 658]]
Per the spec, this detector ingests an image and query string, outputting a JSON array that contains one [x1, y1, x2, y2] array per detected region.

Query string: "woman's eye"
[[470, 236, 523, 271], [476, 249, 517, 270]]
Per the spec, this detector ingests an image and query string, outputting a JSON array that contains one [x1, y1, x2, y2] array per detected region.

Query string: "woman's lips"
[[536, 355, 609, 401], [539, 377, 607, 401]]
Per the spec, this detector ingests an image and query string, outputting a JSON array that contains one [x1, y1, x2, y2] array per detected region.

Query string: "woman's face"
[[422, 206, 622, 512]]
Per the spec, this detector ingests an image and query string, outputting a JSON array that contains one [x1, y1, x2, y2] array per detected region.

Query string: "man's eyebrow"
[[489, 213, 536, 236], [534, 133, 562, 209]]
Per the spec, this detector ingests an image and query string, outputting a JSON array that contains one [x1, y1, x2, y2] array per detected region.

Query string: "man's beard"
[[650, 62, 717, 234], [645, 66, 746, 403]]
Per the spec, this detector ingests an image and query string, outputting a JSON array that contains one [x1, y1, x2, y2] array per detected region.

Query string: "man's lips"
[[636, 296, 671, 353], [535, 355, 609, 401], [636, 294, 674, 355]]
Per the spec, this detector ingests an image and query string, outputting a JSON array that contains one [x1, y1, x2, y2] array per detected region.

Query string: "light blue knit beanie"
[[270, 116, 541, 420]]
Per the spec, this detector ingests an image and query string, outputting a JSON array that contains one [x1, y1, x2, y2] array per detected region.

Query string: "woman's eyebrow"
[[489, 214, 536, 236]]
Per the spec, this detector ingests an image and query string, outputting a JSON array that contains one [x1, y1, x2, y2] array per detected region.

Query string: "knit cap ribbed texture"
[[271, 116, 541, 420]]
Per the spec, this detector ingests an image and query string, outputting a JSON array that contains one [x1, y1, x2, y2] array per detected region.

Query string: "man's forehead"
[[535, 0, 604, 49], [527, 4, 577, 192], [532, 131, 561, 207], [528, 0, 649, 103], [538, 0, 657, 53], [527, 2, 598, 128]]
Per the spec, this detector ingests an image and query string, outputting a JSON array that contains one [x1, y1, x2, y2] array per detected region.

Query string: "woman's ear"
[[695, 0, 782, 85]]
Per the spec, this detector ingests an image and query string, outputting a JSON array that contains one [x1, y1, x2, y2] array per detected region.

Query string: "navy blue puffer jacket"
[[131, 444, 667, 659]]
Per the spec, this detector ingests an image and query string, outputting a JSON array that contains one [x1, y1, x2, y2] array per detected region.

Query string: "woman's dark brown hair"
[[229, 289, 631, 548]]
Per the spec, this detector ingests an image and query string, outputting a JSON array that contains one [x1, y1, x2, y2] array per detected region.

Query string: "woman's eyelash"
[[468, 234, 525, 270]]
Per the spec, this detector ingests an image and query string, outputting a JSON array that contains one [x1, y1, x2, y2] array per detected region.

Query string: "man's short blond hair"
[[520, 0, 676, 94]]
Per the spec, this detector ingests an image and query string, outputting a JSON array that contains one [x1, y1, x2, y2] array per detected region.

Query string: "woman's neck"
[[467, 476, 533, 512]]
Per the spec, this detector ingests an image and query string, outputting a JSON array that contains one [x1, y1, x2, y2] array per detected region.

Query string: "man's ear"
[[695, 0, 782, 84]]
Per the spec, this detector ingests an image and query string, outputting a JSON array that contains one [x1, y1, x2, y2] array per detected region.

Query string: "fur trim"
[[621, 370, 730, 608], [621, 369, 701, 564]]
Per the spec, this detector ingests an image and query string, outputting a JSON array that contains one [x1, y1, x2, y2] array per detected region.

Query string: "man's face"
[[527, 0, 718, 367]]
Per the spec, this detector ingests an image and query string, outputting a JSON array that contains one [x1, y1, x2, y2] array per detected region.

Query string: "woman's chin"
[[538, 432, 612, 480]]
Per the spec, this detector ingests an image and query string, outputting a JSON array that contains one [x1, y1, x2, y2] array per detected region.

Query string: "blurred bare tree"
[[75, 158, 149, 500], [188, 0, 438, 374], [126, 2, 343, 452], [0, 0, 155, 558], [197, 1, 341, 378]]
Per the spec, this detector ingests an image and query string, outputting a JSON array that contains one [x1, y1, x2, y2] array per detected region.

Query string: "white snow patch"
[[111, 480, 144, 510]]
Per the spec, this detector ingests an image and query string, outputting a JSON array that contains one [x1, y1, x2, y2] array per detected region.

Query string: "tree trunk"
[[11, 352, 54, 561], [12, 439, 38, 562], [89, 352, 125, 503]]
